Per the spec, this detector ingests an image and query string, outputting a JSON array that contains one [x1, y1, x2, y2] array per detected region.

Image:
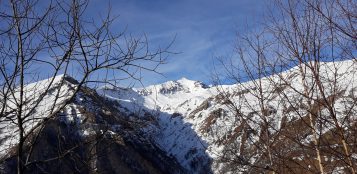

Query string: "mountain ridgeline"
[[1, 60, 357, 173]]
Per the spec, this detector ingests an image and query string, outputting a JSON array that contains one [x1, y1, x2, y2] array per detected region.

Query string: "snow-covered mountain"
[[98, 60, 357, 173], [1, 60, 356, 173], [0, 76, 187, 173]]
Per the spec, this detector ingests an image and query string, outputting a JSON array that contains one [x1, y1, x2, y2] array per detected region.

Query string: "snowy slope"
[[98, 60, 357, 173], [1, 60, 355, 173], [98, 78, 215, 172], [0, 75, 78, 157], [0, 76, 188, 173]]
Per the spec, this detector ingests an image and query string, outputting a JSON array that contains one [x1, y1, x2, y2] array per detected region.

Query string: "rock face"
[[0, 84, 187, 173]]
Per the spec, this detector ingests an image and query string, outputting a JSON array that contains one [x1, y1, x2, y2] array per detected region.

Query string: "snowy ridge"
[[98, 60, 357, 173], [136, 77, 209, 95], [98, 78, 216, 172], [0, 75, 77, 157], [1, 60, 355, 173], [0, 76, 188, 173]]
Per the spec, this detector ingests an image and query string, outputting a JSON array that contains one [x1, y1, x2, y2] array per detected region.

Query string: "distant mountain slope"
[[98, 77, 214, 173], [1, 60, 356, 173], [99, 60, 357, 173], [0, 76, 187, 174]]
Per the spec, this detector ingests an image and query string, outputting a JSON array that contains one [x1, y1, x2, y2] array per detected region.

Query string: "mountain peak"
[[176, 77, 190, 82], [176, 77, 208, 89], [135, 77, 208, 96]]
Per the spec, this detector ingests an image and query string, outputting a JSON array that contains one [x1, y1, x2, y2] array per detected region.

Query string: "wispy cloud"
[[88, 0, 269, 86]]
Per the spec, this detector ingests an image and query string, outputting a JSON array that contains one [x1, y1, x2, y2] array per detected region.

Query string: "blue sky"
[[88, 0, 269, 86]]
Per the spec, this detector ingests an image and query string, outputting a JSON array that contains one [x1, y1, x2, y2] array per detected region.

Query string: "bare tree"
[[270, 0, 356, 173], [214, 0, 356, 173], [0, 0, 171, 173]]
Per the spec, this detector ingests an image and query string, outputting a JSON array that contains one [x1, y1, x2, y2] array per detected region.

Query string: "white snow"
[[98, 59, 357, 173], [1, 60, 355, 173], [0, 75, 77, 157]]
